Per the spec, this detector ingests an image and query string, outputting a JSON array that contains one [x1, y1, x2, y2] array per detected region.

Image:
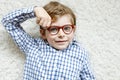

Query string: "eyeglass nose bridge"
[[57, 26, 65, 33]]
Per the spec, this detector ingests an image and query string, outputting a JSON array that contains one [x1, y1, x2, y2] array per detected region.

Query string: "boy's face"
[[44, 14, 75, 50]]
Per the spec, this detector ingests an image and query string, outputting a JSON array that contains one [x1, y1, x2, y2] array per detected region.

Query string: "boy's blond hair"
[[43, 1, 76, 25]]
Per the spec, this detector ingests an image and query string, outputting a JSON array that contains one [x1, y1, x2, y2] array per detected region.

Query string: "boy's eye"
[[49, 27, 57, 33], [64, 25, 72, 32]]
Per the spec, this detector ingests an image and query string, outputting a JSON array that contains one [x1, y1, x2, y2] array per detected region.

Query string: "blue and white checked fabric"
[[1, 7, 95, 80]]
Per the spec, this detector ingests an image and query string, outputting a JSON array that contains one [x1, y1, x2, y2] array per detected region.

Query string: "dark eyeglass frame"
[[46, 24, 75, 35]]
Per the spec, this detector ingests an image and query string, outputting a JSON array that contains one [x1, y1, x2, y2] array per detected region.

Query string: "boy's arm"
[[1, 7, 36, 56], [80, 50, 95, 80], [1, 7, 51, 56]]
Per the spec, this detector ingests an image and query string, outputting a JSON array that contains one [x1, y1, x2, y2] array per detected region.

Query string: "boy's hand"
[[34, 7, 51, 28]]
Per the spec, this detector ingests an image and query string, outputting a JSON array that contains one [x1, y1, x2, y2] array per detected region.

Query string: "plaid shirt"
[[1, 7, 95, 80]]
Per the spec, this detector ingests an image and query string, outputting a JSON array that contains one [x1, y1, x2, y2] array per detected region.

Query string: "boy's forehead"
[[51, 14, 72, 26]]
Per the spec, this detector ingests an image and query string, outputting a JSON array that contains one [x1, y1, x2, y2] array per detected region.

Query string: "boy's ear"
[[73, 25, 76, 32], [40, 29, 46, 39]]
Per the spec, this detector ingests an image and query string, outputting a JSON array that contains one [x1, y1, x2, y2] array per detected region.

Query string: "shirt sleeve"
[[1, 7, 37, 56], [80, 49, 95, 80]]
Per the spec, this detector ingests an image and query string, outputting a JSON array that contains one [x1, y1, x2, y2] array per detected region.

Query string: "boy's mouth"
[[55, 40, 68, 44]]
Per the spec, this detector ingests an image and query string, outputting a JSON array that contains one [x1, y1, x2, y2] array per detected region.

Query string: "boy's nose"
[[58, 29, 65, 38]]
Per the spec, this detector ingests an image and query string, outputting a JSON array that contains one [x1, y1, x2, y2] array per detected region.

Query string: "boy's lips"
[[55, 40, 68, 44]]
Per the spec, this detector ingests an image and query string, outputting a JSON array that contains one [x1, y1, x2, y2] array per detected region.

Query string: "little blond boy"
[[1, 1, 95, 80]]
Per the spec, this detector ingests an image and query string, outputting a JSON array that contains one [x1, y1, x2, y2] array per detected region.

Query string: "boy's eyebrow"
[[50, 23, 72, 26]]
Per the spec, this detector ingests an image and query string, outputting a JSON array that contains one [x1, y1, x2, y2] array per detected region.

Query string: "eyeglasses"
[[46, 24, 75, 35]]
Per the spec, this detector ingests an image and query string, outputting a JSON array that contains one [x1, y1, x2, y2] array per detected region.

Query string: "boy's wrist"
[[34, 6, 43, 17]]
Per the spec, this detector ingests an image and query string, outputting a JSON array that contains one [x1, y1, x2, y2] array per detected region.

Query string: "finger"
[[46, 20, 51, 27], [39, 18, 45, 26], [39, 19, 48, 29], [39, 17, 51, 28], [43, 18, 51, 28], [42, 20, 48, 28], [36, 18, 41, 24]]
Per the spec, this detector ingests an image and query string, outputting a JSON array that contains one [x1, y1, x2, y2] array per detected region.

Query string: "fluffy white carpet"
[[0, 0, 120, 80]]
